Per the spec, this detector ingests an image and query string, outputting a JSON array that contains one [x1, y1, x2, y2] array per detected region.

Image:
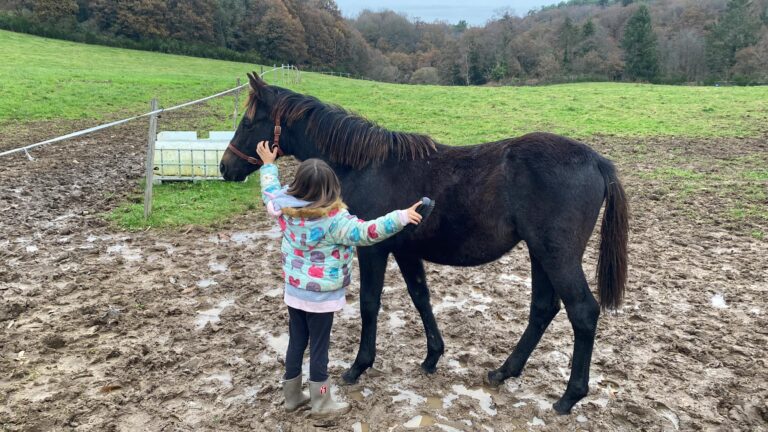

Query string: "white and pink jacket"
[[260, 163, 408, 313]]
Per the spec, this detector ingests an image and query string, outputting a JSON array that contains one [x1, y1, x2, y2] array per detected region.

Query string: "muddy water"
[[1, 126, 767, 431]]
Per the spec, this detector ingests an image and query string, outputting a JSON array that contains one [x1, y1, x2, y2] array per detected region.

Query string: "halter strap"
[[226, 115, 284, 166]]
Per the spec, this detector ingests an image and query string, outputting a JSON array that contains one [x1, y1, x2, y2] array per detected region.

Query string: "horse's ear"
[[248, 72, 267, 91]]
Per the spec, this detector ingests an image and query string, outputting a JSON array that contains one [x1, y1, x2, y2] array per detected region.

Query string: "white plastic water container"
[[153, 131, 234, 182]]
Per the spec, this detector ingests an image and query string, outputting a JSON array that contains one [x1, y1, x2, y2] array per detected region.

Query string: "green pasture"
[[0, 30, 253, 128], [292, 77, 768, 144], [1, 30, 766, 232], [3, 30, 767, 140]]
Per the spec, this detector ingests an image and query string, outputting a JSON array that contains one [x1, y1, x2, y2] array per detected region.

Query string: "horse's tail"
[[596, 158, 629, 311]]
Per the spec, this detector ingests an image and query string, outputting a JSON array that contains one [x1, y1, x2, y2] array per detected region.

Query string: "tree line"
[[1, 0, 767, 85]]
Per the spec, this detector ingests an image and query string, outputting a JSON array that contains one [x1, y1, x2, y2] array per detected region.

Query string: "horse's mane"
[[246, 88, 437, 169]]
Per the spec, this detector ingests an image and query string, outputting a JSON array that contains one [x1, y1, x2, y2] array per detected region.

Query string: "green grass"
[[292, 77, 768, 143], [641, 167, 708, 181], [1, 30, 766, 231], [743, 170, 768, 181], [3, 30, 768, 140], [108, 177, 260, 230], [0, 30, 259, 131]]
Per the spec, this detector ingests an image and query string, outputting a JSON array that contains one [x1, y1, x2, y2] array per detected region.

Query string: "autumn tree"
[[437, 40, 466, 85], [410, 67, 439, 84], [238, 0, 307, 63], [731, 28, 768, 83], [167, 0, 216, 43], [91, 0, 169, 39], [661, 29, 706, 82], [30, 0, 77, 21]]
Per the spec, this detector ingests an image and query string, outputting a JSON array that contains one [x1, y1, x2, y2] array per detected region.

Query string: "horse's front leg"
[[342, 247, 389, 384], [394, 253, 444, 373]]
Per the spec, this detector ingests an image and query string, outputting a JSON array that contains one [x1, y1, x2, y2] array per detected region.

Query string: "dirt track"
[[1, 124, 767, 431]]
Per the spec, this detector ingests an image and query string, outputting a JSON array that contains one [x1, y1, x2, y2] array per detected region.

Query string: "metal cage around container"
[[152, 131, 234, 183]]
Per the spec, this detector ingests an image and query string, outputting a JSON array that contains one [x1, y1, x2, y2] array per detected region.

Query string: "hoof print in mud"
[[41, 334, 67, 349]]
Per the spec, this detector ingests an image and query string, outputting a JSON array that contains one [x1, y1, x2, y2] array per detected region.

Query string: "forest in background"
[[1, 0, 767, 85]]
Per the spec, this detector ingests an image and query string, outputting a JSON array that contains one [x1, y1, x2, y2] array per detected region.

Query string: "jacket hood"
[[282, 199, 347, 219]]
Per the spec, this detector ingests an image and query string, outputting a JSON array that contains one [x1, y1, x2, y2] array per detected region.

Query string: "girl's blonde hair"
[[287, 159, 342, 209]]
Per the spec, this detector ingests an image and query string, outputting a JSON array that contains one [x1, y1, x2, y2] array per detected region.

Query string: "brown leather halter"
[[226, 115, 284, 166]]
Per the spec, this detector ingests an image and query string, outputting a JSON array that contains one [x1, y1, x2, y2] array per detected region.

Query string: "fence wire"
[[0, 65, 300, 160]]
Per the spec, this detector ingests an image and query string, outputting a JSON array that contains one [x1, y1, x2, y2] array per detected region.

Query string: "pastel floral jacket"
[[260, 163, 408, 312]]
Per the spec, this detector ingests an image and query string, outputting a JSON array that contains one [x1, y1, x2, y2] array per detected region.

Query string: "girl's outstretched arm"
[[327, 202, 422, 247]]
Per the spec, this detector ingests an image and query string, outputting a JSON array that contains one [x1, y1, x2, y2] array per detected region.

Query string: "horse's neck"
[[285, 121, 323, 162]]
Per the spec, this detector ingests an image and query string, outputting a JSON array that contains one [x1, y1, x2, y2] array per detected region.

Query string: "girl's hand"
[[404, 201, 424, 225], [256, 140, 278, 164]]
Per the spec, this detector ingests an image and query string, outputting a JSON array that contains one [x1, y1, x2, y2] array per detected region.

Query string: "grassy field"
[[0, 30, 255, 128], [3, 30, 768, 140], [292, 78, 768, 143], [1, 30, 766, 231]]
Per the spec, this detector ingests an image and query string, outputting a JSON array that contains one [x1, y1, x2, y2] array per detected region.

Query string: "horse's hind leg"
[[394, 253, 444, 373], [546, 261, 600, 414], [488, 252, 560, 385]]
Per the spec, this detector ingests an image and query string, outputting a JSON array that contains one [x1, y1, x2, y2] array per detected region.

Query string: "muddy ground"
[[1, 121, 766, 432]]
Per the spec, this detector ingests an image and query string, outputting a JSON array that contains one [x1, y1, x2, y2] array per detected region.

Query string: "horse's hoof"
[[486, 370, 505, 387], [553, 399, 573, 415], [420, 361, 438, 375], [341, 369, 360, 385]]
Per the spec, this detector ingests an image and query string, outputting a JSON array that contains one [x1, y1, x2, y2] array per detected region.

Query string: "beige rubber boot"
[[309, 379, 351, 418], [282, 375, 310, 412]]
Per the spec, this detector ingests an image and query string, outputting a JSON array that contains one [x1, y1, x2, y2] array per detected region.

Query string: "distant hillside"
[[350, 0, 768, 85], [0, 0, 394, 80], [2, 0, 767, 85]]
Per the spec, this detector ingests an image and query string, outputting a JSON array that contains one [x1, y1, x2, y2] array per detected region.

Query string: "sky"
[[334, 0, 559, 25]]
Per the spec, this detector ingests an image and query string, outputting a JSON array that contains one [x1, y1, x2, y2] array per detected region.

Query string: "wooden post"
[[143, 98, 159, 219], [233, 78, 240, 130], [260, 65, 264, 77]]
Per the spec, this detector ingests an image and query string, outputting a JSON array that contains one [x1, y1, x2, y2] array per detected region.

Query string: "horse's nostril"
[[219, 162, 226, 175]]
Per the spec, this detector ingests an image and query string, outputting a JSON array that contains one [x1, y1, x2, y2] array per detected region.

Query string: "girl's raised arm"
[[257, 140, 282, 208], [259, 163, 282, 207]]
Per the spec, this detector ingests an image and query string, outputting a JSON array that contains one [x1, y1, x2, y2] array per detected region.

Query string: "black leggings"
[[284, 306, 334, 382]]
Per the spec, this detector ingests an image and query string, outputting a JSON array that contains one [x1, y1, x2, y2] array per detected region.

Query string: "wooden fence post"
[[143, 98, 159, 219], [233, 77, 240, 130]]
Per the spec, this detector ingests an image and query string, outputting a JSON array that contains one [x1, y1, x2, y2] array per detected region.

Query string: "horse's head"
[[221, 74, 437, 181], [220, 72, 287, 182]]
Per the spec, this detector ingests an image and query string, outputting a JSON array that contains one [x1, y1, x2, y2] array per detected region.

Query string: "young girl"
[[256, 141, 423, 418]]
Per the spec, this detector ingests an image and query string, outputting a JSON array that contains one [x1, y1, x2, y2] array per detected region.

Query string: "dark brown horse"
[[220, 73, 629, 414]]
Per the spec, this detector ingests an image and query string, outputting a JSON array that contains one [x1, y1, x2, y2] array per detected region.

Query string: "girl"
[[256, 141, 423, 418]]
